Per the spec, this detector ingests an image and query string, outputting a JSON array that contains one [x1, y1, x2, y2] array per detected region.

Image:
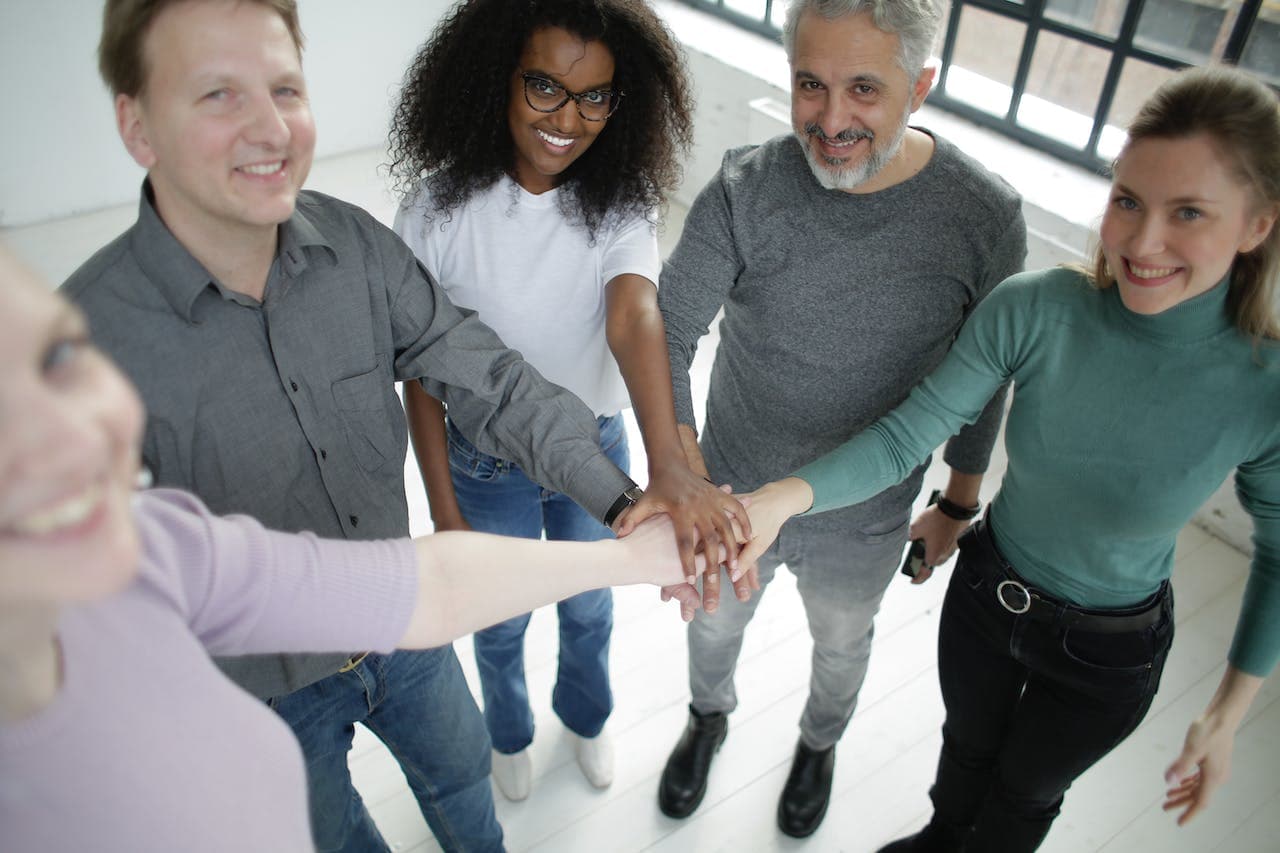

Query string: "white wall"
[[0, 0, 450, 227]]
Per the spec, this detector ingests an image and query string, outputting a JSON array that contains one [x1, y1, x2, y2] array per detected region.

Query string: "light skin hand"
[[1162, 666, 1262, 825], [907, 470, 983, 584], [737, 477, 814, 580]]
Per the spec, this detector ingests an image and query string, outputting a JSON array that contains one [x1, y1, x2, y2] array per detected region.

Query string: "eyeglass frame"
[[518, 72, 623, 121]]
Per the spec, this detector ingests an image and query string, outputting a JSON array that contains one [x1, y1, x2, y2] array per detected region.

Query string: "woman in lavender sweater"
[[0, 247, 709, 852]]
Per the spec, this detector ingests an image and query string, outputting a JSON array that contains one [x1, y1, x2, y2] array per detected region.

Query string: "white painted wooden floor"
[[5, 146, 1275, 853]]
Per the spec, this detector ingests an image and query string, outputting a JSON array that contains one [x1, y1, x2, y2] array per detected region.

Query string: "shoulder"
[[986, 266, 1090, 310], [718, 134, 803, 185], [924, 132, 1023, 224], [59, 229, 141, 304]]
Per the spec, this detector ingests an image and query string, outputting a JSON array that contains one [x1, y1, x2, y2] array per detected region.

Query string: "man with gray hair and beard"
[[655, 0, 1025, 838]]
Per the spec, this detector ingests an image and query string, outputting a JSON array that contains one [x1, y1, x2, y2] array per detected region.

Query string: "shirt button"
[[349, 515, 359, 527], [290, 381, 299, 392]]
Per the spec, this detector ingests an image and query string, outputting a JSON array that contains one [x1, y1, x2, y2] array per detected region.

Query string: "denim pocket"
[[1060, 626, 1157, 674], [446, 423, 504, 482]]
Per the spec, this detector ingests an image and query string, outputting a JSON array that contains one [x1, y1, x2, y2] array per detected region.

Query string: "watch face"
[[624, 486, 644, 503]]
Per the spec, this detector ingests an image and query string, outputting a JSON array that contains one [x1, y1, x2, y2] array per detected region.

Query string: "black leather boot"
[[877, 818, 966, 852], [777, 740, 835, 838], [657, 705, 728, 818]]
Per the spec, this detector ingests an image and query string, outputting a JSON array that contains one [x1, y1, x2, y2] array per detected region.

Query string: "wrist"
[[936, 494, 981, 521]]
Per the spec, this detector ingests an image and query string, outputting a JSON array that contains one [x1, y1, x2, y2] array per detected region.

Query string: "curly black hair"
[[387, 0, 694, 237]]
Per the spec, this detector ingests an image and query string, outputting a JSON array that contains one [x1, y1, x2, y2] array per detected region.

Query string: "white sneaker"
[[491, 748, 532, 801], [574, 729, 615, 789]]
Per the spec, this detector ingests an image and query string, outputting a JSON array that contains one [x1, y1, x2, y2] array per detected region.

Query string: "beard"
[[795, 108, 911, 191]]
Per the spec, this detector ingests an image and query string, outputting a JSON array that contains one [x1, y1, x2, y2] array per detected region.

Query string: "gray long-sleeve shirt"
[[660, 131, 1026, 530], [64, 185, 634, 698]]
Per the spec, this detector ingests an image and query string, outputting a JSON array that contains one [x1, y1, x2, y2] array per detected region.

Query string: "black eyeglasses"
[[520, 73, 623, 121]]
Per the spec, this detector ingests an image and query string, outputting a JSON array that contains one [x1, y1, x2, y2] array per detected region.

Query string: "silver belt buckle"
[[996, 579, 1032, 614]]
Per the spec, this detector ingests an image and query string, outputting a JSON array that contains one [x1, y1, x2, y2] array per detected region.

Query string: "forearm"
[[1201, 666, 1264, 728], [400, 521, 681, 648], [678, 424, 709, 479], [942, 470, 983, 509], [405, 382, 467, 528], [606, 275, 685, 469]]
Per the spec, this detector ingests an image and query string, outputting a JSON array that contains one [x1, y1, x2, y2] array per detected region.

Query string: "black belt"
[[961, 518, 1166, 635]]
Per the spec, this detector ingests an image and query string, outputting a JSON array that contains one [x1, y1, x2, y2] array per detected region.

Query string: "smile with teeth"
[[1126, 260, 1181, 280], [239, 161, 284, 176], [536, 129, 574, 149], [8, 482, 105, 537]]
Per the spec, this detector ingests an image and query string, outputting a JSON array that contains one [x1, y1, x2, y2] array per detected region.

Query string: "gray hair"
[[781, 0, 941, 77]]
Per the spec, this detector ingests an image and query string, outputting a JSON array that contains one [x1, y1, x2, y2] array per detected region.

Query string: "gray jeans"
[[688, 511, 909, 750]]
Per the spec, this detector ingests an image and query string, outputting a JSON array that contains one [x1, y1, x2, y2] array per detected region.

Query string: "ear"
[[1239, 204, 1278, 254], [115, 93, 157, 170], [909, 65, 937, 113]]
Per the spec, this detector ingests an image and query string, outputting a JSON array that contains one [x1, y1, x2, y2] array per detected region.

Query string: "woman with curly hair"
[[388, 0, 745, 801]]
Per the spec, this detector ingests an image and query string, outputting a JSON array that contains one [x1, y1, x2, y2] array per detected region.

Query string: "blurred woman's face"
[[0, 251, 145, 607], [1100, 133, 1276, 316]]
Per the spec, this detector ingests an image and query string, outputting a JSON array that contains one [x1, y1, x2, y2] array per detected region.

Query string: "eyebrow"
[[795, 69, 889, 87], [1113, 182, 1220, 206], [522, 68, 614, 90]]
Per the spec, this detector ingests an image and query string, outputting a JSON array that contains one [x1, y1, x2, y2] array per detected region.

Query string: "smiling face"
[[1100, 133, 1277, 315], [507, 26, 615, 195], [0, 251, 145, 608], [114, 0, 316, 247], [789, 10, 932, 193]]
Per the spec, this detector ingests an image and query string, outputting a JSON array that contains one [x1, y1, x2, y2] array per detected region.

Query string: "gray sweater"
[[660, 132, 1025, 530]]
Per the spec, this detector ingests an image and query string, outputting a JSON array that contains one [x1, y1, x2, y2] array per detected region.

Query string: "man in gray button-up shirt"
[[64, 1, 643, 851]]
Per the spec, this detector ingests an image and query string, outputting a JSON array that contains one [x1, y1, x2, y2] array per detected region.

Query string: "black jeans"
[[929, 519, 1174, 852]]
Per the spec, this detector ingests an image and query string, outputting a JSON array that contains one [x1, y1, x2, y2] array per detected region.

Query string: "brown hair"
[[98, 0, 304, 97], [1089, 65, 1280, 342]]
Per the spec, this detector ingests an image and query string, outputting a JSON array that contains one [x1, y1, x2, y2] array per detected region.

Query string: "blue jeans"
[[270, 647, 503, 853], [447, 413, 627, 754], [928, 518, 1174, 852]]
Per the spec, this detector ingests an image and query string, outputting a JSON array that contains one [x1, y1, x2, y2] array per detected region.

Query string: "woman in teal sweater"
[[738, 67, 1280, 852]]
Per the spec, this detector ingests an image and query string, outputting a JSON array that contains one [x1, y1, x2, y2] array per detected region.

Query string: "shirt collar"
[[127, 181, 337, 323]]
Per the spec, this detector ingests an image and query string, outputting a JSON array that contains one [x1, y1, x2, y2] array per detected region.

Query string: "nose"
[[1129, 212, 1166, 258], [547, 98, 584, 135], [244, 91, 291, 149], [818, 91, 854, 138]]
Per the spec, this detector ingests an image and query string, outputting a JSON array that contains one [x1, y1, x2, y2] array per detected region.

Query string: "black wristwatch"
[[603, 485, 644, 528], [936, 494, 981, 521]]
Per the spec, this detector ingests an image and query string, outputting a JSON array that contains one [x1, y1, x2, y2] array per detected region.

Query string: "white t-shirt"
[[394, 175, 660, 416]]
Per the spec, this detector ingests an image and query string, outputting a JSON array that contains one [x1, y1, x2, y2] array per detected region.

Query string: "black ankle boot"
[[777, 740, 835, 838], [658, 705, 728, 818], [877, 818, 965, 852]]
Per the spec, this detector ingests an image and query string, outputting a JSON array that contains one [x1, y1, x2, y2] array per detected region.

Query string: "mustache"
[[803, 123, 874, 143]]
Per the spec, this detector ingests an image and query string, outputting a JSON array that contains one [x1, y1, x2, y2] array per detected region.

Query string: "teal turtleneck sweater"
[[795, 267, 1280, 676]]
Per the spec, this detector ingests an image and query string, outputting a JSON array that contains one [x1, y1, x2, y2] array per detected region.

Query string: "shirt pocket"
[[331, 364, 397, 473]]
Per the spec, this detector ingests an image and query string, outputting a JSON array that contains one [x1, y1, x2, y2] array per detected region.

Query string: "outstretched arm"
[[400, 514, 707, 648], [605, 272, 749, 605]]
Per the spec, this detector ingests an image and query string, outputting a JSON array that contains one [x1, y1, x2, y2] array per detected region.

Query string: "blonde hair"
[[1089, 66, 1280, 341]]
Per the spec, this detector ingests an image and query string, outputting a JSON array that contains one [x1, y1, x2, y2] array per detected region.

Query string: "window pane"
[[945, 5, 1027, 116], [1134, 0, 1244, 65], [1044, 0, 1127, 39], [768, 0, 792, 29], [1097, 59, 1180, 160], [724, 0, 768, 23], [1239, 12, 1280, 87], [1017, 32, 1110, 149]]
